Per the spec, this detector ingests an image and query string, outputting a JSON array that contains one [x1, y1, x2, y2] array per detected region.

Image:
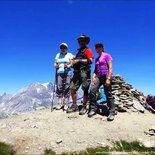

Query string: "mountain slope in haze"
[[0, 82, 54, 118]]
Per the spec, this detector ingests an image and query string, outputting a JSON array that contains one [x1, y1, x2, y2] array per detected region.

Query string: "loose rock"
[[56, 139, 62, 144]]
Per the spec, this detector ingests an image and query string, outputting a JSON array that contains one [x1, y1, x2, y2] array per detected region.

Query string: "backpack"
[[146, 95, 155, 109], [73, 47, 91, 71]]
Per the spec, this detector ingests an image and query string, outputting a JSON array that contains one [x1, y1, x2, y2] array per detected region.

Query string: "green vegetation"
[[112, 140, 155, 153], [44, 148, 56, 155], [44, 140, 155, 155], [0, 142, 15, 155]]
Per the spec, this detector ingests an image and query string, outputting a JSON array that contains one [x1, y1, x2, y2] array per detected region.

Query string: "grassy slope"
[[44, 140, 155, 155], [0, 142, 15, 155]]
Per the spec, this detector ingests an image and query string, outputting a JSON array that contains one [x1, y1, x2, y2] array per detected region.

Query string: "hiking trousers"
[[56, 72, 71, 97], [89, 75, 115, 114]]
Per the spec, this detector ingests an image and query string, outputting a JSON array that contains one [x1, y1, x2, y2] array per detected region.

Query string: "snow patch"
[[32, 98, 36, 103], [36, 88, 40, 93], [42, 82, 49, 89], [1, 102, 5, 106]]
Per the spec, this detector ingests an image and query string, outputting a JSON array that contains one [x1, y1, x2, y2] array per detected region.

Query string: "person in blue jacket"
[[54, 43, 73, 110]]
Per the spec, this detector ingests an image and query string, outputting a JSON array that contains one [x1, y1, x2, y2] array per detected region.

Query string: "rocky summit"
[[111, 75, 146, 113], [0, 75, 154, 154], [0, 74, 148, 119]]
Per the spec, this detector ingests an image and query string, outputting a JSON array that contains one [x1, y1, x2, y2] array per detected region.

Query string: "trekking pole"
[[51, 70, 57, 112]]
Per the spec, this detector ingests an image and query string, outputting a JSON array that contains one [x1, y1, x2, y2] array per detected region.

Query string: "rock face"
[[112, 75, 146, 112], [0, 93, 12, 105]]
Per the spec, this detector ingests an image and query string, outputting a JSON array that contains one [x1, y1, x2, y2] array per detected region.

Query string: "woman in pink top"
[[88, 43, 115, 121]]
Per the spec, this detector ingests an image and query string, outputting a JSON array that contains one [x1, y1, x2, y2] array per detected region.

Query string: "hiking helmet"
[[77, 34, 90, 44], [60, 43, 68, 49]]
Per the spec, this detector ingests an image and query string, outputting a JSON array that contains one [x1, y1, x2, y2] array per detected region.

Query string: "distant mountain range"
[[0, 82, 83, 119], [0, 82, 54, 119]]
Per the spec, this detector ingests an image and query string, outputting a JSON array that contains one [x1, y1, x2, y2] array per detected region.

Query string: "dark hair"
[[95, 43, 104, 48]]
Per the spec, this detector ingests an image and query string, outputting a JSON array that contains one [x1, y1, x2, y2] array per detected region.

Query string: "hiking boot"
[[88, 109, 96, 118], [63, 104, 68, 111], [79, 106, 87, 115], [56, 103, 63, 110], [107, 113, 115, 121], [66, 104, 78, 113]]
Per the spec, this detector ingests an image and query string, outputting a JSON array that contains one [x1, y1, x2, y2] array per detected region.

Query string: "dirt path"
[[0, 109, 155, 154]]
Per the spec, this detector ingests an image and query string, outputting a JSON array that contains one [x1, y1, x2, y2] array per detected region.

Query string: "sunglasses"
[[78, 40, 86, 43], [60, 46, 67, 49], [95, 46, 103, 48]]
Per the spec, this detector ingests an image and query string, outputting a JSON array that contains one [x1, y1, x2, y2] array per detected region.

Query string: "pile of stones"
[[111, 75, 146, 112]]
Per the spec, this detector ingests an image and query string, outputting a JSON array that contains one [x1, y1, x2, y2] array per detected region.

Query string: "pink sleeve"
[[106, 53, 112, 63]]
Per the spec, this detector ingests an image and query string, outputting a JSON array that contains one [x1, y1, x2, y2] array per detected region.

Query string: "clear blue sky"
[[0, 0, 155, 95]]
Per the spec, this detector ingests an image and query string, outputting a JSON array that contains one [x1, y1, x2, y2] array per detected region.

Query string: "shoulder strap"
[[57, 53, 61, 59], [83, 47, 88, 54]]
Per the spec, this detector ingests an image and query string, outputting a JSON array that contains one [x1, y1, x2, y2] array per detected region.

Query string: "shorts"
[[70, 70, 91, 92]]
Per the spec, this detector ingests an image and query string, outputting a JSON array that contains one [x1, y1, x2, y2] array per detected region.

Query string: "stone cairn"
[[111, 75, 146, 112]]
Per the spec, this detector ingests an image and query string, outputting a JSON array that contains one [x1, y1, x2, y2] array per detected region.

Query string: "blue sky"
[[0, 0, 155, 95]]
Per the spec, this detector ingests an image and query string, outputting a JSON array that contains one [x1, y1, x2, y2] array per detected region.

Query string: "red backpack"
[[146, 95, 155, 109]]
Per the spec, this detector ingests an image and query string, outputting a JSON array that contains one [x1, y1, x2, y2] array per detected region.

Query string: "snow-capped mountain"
[[0, 82, 54, 118], [0, 82, 84, 119]]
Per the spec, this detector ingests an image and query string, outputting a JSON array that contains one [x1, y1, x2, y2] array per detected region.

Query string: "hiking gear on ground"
[[146, 95, 155, 108], [146, 95, 155, 113], [97, 86, 107, 104], [77, 34, 90, 44], [66, 104, 78, 113], [60, 43, 68, 49], [89, 75, 115, 114], [79, 105, 87, 115], [107, 113, 115, 121]]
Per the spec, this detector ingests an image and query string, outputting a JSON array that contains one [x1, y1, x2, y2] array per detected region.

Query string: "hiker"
[[88, 43, 115, 121], [67, 34, 94, 114], [54, 43, 73, 111], [145, 94, 155, 113]]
